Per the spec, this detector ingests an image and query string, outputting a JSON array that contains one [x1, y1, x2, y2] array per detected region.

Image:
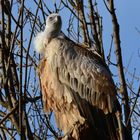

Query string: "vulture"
[[34, 13, 131, 140]]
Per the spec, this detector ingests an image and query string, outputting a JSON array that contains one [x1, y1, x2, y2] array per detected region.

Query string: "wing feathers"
[[46, 38, 117, 114]]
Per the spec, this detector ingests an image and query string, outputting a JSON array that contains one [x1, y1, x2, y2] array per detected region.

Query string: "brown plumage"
[[38, 37, 127, 140]]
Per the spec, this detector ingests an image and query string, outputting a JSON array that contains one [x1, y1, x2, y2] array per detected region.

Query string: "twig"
[[107, 34, 114, 66], [88, 0, 101, 51], [0, 104, 18, 125], [19, 0, 25, 138], [126, 86, 140, 126]]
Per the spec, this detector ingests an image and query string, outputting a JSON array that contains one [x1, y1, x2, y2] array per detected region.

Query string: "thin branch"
[[126, 86, 140, 126], [107, 0, 132, 135], [19, 0, 25, 138], [88, 0, 101, 51], [0, 104, 18, 125]]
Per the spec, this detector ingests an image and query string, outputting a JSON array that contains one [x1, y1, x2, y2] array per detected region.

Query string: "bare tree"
[[0, 0, 139, 139]]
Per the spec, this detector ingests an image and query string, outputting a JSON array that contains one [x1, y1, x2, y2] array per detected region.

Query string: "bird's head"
[[45, 13, 62, 36], [34, 13, 62, 55]]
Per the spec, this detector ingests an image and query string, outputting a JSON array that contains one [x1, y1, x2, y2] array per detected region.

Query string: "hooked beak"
[[55, 16, 60, 22]]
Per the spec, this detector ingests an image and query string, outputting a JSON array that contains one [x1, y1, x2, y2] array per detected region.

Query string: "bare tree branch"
[[107, 0, 132, 136]]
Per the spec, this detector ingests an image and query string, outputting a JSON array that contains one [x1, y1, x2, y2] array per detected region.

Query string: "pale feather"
[[34, 31, 47, 54]]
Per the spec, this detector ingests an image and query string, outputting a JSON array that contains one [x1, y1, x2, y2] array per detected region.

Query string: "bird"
[[34, 13, 131, 140]]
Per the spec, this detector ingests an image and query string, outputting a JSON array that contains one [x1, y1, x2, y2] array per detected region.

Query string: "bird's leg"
[[115, 111, 124, 140]]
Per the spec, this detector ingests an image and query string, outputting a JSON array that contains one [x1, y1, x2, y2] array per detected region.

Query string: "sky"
[[96, 0, 140, 90], [9, 0, 140, 139]]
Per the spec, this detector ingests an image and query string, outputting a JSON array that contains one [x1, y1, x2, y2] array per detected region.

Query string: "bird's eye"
[[49, 17, 53, 20]]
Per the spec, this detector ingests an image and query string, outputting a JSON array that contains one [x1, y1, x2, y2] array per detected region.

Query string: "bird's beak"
[[55, 16, 59, 22]]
